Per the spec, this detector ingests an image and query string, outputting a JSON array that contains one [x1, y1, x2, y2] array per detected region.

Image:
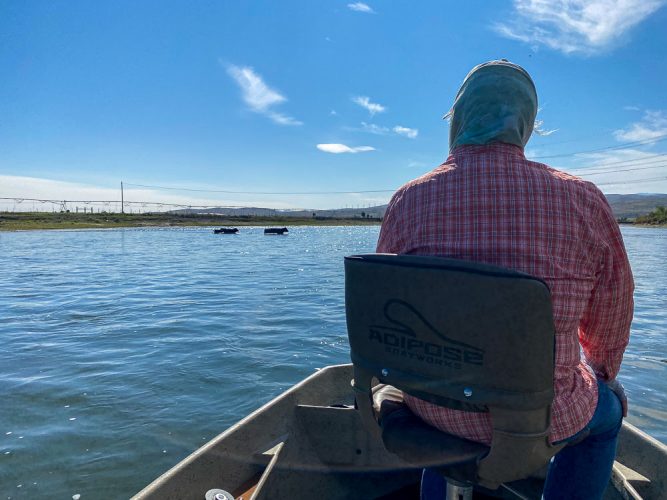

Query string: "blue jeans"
[[542, 380, 623, 499], [421, 381, 623, 500]]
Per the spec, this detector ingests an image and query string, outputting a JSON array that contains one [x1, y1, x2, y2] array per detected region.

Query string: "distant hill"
[[170, 194, 667, 221], [604, 194, 667, 219]]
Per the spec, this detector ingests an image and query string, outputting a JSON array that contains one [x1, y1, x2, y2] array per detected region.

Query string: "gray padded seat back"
[[344, 254, 564, 488]]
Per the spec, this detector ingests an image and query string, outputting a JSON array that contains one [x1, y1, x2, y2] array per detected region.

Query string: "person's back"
[[376, 60, 634, 499]]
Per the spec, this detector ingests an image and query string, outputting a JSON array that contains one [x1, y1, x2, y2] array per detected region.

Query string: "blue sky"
[[1, 0, 667, 211]]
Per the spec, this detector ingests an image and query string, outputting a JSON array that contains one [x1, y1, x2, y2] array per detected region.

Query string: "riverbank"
[[4, 213, 665, 232], [0, 212, 382, 231], [619, 221, 667, 228]]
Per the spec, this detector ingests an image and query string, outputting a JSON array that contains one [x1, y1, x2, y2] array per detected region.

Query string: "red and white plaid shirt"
[[376, 143, 634, 444]]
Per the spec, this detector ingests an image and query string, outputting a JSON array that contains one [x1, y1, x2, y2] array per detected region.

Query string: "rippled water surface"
[[0, 225, 665, 498]]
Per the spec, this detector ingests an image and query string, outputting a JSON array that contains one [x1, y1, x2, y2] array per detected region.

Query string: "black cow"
[[264, 227, 289, 235]]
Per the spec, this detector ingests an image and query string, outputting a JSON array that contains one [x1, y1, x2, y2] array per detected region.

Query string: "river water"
[[0, 226, 665, 499]]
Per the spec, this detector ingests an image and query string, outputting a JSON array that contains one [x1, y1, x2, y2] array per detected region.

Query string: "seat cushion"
[[372, 385, 489, 469]]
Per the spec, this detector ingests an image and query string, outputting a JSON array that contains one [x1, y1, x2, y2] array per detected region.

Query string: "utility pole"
[[121, 181, 124, 214]]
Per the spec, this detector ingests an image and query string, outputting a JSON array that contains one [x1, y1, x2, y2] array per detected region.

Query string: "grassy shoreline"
[[0, 212, 382, 231], [3, 213, 665, 231]]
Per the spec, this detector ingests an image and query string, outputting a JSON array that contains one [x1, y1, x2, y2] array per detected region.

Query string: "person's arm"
[[578, 192, 634, 413], [376, 191, 405, 254]]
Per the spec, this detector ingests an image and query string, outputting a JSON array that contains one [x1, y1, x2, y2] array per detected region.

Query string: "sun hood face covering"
[[448, 60, 538, 152]]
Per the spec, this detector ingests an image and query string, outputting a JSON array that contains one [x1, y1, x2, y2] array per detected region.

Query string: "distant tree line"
[[635, 206, 667, 225]]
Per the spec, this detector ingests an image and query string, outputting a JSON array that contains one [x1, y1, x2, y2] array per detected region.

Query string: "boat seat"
[[372, 384, 489, 477], [344, 254, 565, 492]]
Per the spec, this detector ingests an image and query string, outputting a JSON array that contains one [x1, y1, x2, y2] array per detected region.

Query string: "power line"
[[574, 162, 667, 177], [596, 175, 667, 186], [531, 134, 667, 160], [4, 136, 667, 210], [0, 197, 248, 209], [124, 162, 667, 195], [0, 197, 120, 204], [122, 140, 667, 196], [3, 170, 667, 213], [123, 182, 396, 195], [564, 152, 667, 170]]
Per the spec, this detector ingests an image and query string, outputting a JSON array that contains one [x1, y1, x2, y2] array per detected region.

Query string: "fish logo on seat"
[[367, 299, 484, 368]]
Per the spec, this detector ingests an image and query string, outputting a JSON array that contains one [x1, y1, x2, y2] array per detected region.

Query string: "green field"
[[0, 212, 382, 231]]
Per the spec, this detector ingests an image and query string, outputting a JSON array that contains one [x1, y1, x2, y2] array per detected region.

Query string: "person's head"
[[447, 60, 537, 152]]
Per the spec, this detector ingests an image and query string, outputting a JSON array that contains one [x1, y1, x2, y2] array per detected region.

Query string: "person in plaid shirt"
[[376, 60, 634, 499]]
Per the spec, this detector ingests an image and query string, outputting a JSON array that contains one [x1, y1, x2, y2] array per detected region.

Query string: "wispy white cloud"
[[348, 2, 375, 13], [495, 0, 665, 54], [226, 64, 302, 126], [348, 122, 419, 139], [624, 105, 641, 112], [360, 122, 390, 135], [393, 125, 419, 139], [533, 120, 558, 137], [352, 96, 386, 116], [316, 143, 376, 154], [226, 65, 283, 110], [266, 112, 302, 126], [614, 110, 667, 142]]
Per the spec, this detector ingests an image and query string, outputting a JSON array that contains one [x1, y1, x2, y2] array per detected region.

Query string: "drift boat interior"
[[134, 255, 667, 500]]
